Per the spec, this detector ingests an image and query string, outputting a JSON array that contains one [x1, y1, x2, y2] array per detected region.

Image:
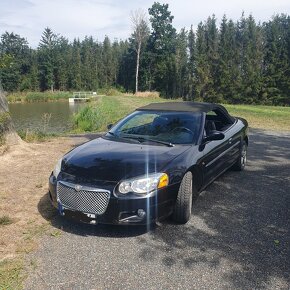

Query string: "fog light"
[[137, 209, 146, 218]]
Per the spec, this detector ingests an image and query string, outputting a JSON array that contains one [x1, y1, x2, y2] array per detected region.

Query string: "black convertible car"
[[49, 102, 248, 225]]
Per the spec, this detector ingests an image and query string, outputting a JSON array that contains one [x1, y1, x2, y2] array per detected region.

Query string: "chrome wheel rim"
[[241, 145, 247, 167]]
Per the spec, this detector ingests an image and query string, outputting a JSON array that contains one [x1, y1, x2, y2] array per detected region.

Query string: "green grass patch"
[[73, 94, 172, 132], [7, 91, 71, 103], [225, 104, 290, 131], [0, 215, 14, 226], [18, 129, 58, 142], [0, 259, 24, 290]]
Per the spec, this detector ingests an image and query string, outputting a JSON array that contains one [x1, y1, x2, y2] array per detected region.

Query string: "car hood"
[[62, 137, 190, 182]]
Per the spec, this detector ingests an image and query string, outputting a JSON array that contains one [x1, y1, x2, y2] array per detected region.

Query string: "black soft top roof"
[[138, 101, 226, 113], [138, 101, 235, 123]]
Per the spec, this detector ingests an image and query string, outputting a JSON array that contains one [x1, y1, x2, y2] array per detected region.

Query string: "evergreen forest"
[[0, 2, 289, 105]]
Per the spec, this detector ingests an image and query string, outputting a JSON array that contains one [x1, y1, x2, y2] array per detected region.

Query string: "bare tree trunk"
[[131, 9, 149, 94], [135, 44, 141, 93], [0, 84, 21, 147]]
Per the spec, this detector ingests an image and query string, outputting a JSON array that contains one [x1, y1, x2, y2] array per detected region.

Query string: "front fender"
[[162, 145, 203, 189]]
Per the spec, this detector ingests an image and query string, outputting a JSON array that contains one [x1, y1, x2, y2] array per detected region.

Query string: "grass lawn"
[[224, 104, 290, 131], [73, 95, 290, 132], [0, 259, 24, 290]]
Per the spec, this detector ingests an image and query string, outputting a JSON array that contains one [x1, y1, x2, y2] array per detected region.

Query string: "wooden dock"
[[69, 91, 97, 103]]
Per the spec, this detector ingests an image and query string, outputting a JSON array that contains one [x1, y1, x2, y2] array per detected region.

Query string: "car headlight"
[[53, 158, 62, 178], [118, 173, 169, 195]]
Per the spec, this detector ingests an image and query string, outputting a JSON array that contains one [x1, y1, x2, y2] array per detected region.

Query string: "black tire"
[[172, 171, 193, 224], [232, 140, 247, 171]]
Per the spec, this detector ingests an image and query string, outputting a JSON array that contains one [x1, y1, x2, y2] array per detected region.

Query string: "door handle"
[[229, 138, 232, 144]]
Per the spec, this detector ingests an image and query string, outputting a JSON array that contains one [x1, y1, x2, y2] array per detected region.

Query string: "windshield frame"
[[104, 110, 203, 146]]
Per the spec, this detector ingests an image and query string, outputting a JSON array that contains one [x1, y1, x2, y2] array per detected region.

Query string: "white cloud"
[[0, 0, 289, 47]]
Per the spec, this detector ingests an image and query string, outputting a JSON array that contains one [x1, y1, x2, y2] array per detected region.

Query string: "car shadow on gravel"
[[38, 193, 149, 238], [136, 129, 290, 289]]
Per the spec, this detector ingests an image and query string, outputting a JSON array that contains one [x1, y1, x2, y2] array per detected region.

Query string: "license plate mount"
[[62, 208, 98, 224]]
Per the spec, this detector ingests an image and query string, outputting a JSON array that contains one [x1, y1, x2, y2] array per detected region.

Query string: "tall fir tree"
[[175, 28, 188, 98], [194, 22, 210, 101], [187, 25, 196, 100], [263, 14, 290, 104], [38, 27, 57, 91], [217, 16, 241, 103], [148, 2, 176, 98]]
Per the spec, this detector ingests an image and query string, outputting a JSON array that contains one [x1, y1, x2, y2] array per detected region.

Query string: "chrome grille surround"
[[56, 181, 110, 215]]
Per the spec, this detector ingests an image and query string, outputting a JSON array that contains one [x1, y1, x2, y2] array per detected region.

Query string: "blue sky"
[[1, 0, 290, 47]]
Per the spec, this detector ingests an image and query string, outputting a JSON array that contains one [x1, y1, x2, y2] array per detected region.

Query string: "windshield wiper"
[[122, 136, 174, 147]]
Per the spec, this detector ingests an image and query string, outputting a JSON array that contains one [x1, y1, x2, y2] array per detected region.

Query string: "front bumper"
[[48, 174, 179, 225]]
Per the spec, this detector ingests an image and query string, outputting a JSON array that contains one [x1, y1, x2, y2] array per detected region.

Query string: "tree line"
[[0, 2, 289, 105]]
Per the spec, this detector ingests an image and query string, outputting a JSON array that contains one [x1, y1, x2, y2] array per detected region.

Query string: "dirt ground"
[[0, 136, 88, 264]]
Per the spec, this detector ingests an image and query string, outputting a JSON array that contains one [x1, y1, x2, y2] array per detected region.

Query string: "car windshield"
[[106, 110, 203, 145]]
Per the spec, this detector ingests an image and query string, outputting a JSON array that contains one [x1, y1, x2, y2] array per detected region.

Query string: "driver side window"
[[205, 109, 233, 136]]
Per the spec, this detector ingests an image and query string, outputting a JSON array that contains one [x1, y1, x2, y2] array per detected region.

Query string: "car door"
[[200, 109, 237, 187], [201, 134, 230, 187]]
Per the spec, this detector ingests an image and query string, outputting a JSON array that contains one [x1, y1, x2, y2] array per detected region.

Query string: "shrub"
[[0, 215, 14, 226], [18, 129, 56, 142], [73, 105, 99, 131], [0, 112, 11, 145], [97, 87, 125, 96]]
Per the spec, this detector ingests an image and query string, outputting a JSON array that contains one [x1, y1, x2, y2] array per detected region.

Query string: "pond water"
[[9, 101, 86, 133]]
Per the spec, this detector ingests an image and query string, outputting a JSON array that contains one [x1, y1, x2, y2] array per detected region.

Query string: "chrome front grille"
[[56, 181, 110, 215]]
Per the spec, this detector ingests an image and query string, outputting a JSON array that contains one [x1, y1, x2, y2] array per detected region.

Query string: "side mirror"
[[107, 124, 113, 130], [203, 131, 225, 144]]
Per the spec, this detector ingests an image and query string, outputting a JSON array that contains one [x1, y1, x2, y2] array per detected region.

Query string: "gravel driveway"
[[24, 129, 290, 290]]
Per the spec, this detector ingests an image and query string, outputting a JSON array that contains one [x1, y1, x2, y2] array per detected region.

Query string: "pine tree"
[[38, 27, 57, 91], [102, 36, 113, 88], [81, 37, 96, 90], [70, 39, 82, 90], [118, 40, 134, 91], [148, 2, 177, 98], [263, 14, 290, 105], [54, 36, 69, 91], [194, 22, 210, 101], [217, 16, 241, 103], [187, 25, 195, 100], [204, 15, 220, 102], [175, 28, 188, 98]]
